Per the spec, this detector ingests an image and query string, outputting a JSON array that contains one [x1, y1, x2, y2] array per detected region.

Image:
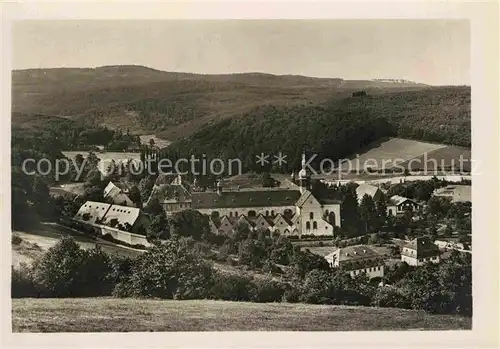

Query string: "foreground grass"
[[12, 298, 471, 332]]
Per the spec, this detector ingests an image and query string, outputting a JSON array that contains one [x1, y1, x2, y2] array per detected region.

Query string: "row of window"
[[351, 266, 382, 275], [305, 221, 318, 230]]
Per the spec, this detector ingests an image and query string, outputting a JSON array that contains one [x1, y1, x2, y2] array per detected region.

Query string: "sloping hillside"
[[12, 298, 471, 332], [162, 85, 470, 174], [339, 138, 448, 171], [12, 65, 429, 141]]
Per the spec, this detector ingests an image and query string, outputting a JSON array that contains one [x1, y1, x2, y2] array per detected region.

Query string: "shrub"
[[125, 238, 215, 299], [32, 236, 86, 297], [282, 287, 301, 303], [371, 286, 411, 309], [11, 264, 39, 298], [78, 246, 114, 296], [250, 277, 286, 303], [262, 261, 283, 275], [210, 272, 255, 301], [12, 234, 23, 245], [32, 236, 114, 297], [299, 269, 335, 304]]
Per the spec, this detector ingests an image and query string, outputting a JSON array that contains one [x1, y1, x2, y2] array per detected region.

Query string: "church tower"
[[298, 150, 311, 194]]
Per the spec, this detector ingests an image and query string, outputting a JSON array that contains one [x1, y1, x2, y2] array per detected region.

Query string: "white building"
[[159, 152, 343, 237], [103, 181, 135, 207], [400, 236, 441, 266], [386, 195, 421, 216], [325, 245, 385, 279], [74, 200, 150, 235]]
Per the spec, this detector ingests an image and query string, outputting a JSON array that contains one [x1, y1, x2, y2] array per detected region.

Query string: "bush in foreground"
[[31, 236, 114, 297], [124, 237, 215, 299], [11, 263, 39, 298]]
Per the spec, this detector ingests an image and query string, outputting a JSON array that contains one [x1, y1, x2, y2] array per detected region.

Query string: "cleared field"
[[12, 298, 471, 332], [400, 146, 471, 172], [339, 138, 447, 171], [138, 134, 171, 149]]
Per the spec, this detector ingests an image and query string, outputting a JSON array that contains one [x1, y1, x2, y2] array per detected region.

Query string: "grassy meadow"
[[12, 298, 472, 332]]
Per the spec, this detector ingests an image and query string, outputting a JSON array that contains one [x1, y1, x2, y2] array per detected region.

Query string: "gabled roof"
[[335, 245, 381, 262], [273, 213, 293, 228], [103, 181, 121, 198], [389, 195, 417, 206], [74, 201, 111, 224], [154, 173, 177, 186], [101, 204, 144, 227], [402, 236, 440, 258], [315, 191, 342, 205], [228, 215, 254, 229], [356, 184, 381, 201], [149, 183, 192, 205], [296, 190, 313, 207], [218, 216, 234, 231], [253, 214, 273, 229], [297, 189, 342, 207], [191, 189, 300, 209], [325, 245, 384, 270]]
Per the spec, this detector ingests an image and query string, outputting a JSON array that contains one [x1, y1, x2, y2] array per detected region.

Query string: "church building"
[[146, 151, 342, 237]]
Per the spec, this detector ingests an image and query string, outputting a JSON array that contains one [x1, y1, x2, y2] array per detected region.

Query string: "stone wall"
[[96, 225, 152, 247]]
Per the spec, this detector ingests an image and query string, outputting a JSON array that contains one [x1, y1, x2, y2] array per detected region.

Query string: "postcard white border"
[[1, 1, 498, 349]]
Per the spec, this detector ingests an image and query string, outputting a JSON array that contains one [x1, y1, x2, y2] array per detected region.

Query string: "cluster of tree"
[[379, 253, 472, 315], [157, 87, 470, 175], [12, 112, 141, 151], [12, 234, 471, 317], [11, 144, 74, 229], [327, 86, 471, 147], [162, 104, 395, 173], [386, 177, 450, 201]]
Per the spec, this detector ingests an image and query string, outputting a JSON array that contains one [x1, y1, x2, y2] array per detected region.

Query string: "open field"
[[12, 298, 471, 332], [339, 138, 447, 171], [138, 134, 171, 149], [400, 146, 472, 172]]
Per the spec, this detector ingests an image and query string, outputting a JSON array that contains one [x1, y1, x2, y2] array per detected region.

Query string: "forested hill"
[[12, 66, 469, 165], [12, 65, 429, 141], [163, 86, 471, 172]]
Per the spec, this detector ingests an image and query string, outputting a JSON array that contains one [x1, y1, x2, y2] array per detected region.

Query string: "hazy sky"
[[12, 20, 470, 85]]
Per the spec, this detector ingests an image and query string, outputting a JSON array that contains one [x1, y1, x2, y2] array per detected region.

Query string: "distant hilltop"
[[372, 78, 421, 84]]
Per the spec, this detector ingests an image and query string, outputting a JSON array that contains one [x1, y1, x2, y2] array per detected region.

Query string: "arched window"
[[328, 212, 336, 226], [229, 212, 233, 217], [284, 229, 290, 235], [248, 210, 256, 217], [266, 210, 269, 216], [388, 209, 393, 216], [313, 221, 317, 229], [325, 209, 329, 215], [306, 222, 311, 230], [235, 211, 238, 217], [309, 212, 314, 220], [271, 210, 275, 216]]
